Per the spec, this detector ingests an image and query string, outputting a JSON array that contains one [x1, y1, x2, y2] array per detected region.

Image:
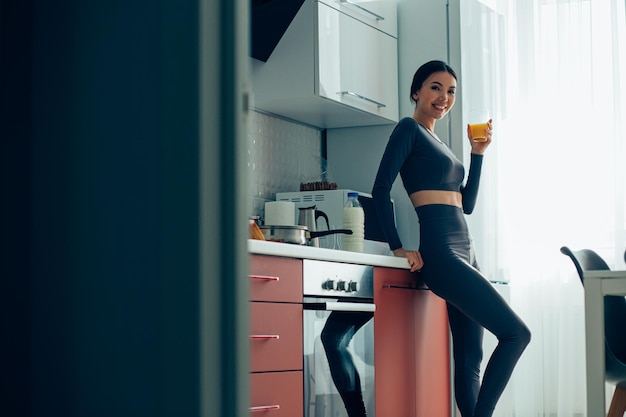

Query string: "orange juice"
[[469, 123, 489, 142]]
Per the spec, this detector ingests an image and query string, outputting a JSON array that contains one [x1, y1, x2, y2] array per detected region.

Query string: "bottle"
[[342, 192, 365, 252]]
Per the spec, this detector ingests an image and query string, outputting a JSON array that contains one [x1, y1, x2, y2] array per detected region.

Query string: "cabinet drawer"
[[250, 371, 303, 416], [317, 0, 397, 37], [250, 302, 303, 372], [249, 256, 302, 303]]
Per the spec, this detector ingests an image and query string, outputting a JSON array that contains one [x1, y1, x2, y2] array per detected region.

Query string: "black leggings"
[[321, 311, 373, 417], [416, 205, 531, 417]]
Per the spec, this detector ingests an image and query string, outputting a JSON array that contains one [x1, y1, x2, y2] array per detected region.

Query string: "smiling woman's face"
[[412, 71, 457, 121]]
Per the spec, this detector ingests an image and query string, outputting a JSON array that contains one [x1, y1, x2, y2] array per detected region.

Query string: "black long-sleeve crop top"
[[372, 117, 484, 250]]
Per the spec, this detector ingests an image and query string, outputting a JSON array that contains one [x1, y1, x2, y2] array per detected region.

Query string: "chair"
[[560, 246, 626, 417]]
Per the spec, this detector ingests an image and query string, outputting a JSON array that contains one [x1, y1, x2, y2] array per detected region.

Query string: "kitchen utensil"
[[259, 225, 352, 246], [297, 206, 330, 247]]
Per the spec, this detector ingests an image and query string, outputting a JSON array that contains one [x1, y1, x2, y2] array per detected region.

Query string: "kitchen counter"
[[248, 239, 411, 269]]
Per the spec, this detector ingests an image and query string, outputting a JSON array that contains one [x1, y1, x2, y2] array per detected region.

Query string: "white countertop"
[[248, 239, 411, 269]]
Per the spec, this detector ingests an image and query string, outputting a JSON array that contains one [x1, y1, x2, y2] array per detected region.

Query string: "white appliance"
[[302, 260, 376, 417], [275, 189, 395, 255]]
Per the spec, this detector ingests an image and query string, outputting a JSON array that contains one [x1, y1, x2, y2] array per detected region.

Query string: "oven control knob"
[[346, 281, 359, 292], [322, 279, 335, 290], [336, 280, 346, 291]]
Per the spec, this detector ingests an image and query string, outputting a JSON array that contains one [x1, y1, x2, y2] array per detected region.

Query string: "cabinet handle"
[[383, 284, 429, 291], [338, 91, 386, 108], [338, 0, 385, 21], [249, 405, 281, 412], [249, 274, 280, 281], [304, 302, 375, 313], [249, 334, 280, 340]]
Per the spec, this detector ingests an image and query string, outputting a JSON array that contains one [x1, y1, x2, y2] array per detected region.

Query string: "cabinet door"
[[373, 268, 418, 416], [317, 0, 397, 37], [249, 302, 303, 373], [374, 268, 450, 417], [249, 255, 302, 303], [317, 3, 398, 122], [250, 371, 303, 417], [412, 283, 451, 417]]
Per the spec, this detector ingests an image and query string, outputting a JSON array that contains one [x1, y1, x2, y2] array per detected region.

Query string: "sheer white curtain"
[[460, 0, 626, 416]]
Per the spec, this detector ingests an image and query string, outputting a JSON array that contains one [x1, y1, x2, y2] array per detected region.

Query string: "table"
[[583, 270, 626, 416]]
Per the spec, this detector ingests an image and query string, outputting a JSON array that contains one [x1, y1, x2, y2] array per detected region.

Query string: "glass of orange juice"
[[469, 122, 490, 142]]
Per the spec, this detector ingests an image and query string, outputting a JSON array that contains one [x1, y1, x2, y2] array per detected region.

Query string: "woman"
[[372, 60, 530, 417]]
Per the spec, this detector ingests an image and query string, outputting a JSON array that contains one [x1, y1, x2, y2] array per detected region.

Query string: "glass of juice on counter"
[[469, 122, 490, 142]]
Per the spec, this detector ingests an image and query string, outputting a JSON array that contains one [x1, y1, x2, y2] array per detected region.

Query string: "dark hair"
[[410, 60, 457, 103]]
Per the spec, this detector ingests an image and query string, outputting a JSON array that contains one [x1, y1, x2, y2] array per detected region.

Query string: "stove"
[[303, 259, 375, 417], [303, 259, 374, 299]]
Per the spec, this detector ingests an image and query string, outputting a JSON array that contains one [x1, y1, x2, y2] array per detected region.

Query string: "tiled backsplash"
[[247, 111, 324, 220]]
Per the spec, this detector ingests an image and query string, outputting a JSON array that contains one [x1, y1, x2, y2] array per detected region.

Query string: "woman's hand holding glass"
[[467, 119, 493, 155]]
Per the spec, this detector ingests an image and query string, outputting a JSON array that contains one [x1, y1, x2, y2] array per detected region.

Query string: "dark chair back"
[[560, 246, 610, 285], [560, 246, 626, 386]]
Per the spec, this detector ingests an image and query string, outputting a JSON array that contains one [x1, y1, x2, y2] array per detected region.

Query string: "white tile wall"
[[247, 111, 324, 220]]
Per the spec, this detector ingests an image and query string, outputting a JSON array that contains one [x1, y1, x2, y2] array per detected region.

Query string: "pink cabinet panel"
[[249, 255, 302, 303], [374, 268, 417, 416], [374, 267, 450, 417], [249, 302, 303, 373], [250, 371, 303, 417], [413, 288, 450, 417], [249, 255, 304, 416]]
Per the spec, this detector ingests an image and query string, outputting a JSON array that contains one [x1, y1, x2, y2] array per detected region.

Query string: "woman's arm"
[[371, 119, 416, 250], [461, 119, 492, 214], [460, 153, 484, 214]]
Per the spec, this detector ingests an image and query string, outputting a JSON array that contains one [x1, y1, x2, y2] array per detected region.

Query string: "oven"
[[303, 259, 375, 417]]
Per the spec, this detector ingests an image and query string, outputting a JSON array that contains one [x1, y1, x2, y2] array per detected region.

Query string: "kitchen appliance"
[[259, 225, 352, 246], [276, 190, 395, 254], [298, 206, 330, 247], [303, 259, 375, 417], [264, 201, 296, 226]]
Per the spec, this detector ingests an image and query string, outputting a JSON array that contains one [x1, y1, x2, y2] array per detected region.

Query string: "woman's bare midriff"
[[409, 190, 462, 208]]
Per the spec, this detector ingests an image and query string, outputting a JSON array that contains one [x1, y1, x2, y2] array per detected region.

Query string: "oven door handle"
[[303, 302, 375, 313]]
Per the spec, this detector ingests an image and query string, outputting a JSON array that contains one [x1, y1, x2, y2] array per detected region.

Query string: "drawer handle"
[[249, 274, 280, 281], [338, 0, 385, 21], [249, 405, 280, 412], [383, 284, 429, 291], [338, 91, 386, 108], [249, 334, 280, 340]]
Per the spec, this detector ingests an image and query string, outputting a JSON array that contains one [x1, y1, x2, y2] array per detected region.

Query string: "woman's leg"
[[321, 311, 373, 417], [447, 302, 484, 417], [422, 259, 531, 417]]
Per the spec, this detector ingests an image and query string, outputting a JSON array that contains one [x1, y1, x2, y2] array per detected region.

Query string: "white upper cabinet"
[[250, 0, 398, 129], [317, 0, 397, 37], [317, 2, 398, 123]]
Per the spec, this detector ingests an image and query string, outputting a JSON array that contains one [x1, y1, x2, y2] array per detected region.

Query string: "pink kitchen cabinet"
[[250, 371, 303, 417], [374, 267, 451, 417], [249, 302, 303, 373], [249, 255, 302, 303], [249, 255, 303, 416]]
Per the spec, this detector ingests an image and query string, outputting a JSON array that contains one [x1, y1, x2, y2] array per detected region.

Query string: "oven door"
[[303, 298, 375, 417]]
